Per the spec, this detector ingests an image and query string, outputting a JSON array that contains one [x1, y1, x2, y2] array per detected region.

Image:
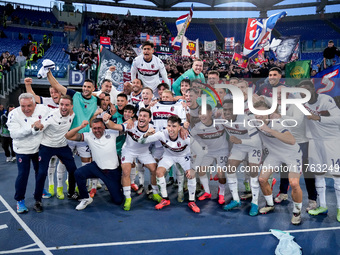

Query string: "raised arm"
[[102, 113, 124, 131], [65, 120, 88, 141], [24, 78, 41, 104], [47, 71, 67, 95]]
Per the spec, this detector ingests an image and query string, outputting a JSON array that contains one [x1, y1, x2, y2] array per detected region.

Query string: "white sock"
[[81, 162, 89, 167], [188, 178, 196, 201], [123, 186, 131, 199], [152, 185, 159, 194], [250, 177, 260, 205], [315, 174, 327, 208], [218, 182, 225, 196], [57, 162, 66, 188], [264, 195, 274, 206], [130, 167, 136, 184], [199, 174, 210, 194], [137, 165, 145, 186], [157, 176, 168, 198], [48, 157, 57, 186], [293, 202, 302, 214], [227, 173, 239, 202], [333, 177, 340, 209]]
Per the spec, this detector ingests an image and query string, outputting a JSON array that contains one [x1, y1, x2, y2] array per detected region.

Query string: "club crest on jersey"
[[69, 119, 72, 122], [38, 156, 42, 161], [85, 105, 87, 108], [235, 124, 239, 129], [216, 126, 219, 130], [151, 64, 154, 69], [122, 156, 125, 162], [38, 115, 42, 119], [177, 141, 181, 147], [170, 106, 174, 112], [105, 134, 111, 139]]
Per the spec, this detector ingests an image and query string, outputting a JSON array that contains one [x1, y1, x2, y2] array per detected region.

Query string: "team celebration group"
[[7, 41, 340, 225]]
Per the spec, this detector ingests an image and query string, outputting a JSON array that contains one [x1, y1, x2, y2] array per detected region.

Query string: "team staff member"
[[65, 118, 124, 210], [7, 93, 50, 213], [33, 95, 78, 212]]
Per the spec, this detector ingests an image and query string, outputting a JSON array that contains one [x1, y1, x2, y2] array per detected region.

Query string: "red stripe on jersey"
[[153, 112, 177, 120], [160, 141, 188, 152], [137, 68, 159, 76]]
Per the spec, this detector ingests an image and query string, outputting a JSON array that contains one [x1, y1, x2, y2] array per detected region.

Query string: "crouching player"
[[138, 115, 205, 213]]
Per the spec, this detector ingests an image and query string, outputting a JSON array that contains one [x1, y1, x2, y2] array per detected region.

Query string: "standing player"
[[131, 41, 169, 93], [102, 109, 159, 211], [33, 95, 78, 212], [138, 115, 204, 213], [7, 93, 50, 213], [221, 100, 262, 216], [299, 80, 340, 222], [190, 104, 229, 205], [254, 101, 303, 225]]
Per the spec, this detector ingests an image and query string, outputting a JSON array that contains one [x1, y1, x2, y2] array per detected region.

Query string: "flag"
[[251, 48, 267, 65], [146, 35, 162, 46], [270, 35, 300, 63], [182, 37, 199, 58], [140, 32, 147, 41], [204, 40, 216, 51], [232, 52, 249, 68], [172, 4, 194, 51], [132, 47, 142, 56], [224, 37, 235, 50], [100, 36, 111, 49], [285, 60, 311, 86], [312, 64, 340, 97], [97, 45, 131, 88], [243, 11, 287, 57], [126, 10, 131, 17]]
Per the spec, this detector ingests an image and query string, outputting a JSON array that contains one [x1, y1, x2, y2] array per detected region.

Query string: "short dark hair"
[[117, 93, 128, 100], [101, 79, 112, 85], [91, 118, 105, 126], [157, 82, 170, 90], [269, 67, 282, 75], [101, 92, 110, 98], [167, 115, 181, 125], [84, 79, 95, 86], [133, 78, 143, 86], [181, 79, 190, 84], [208, 70, 220, 76], [139, 107, 152, 118], [60, 95, 73, 104], [123, 104, 135, 112], [329, 40, 334, 44], [142, 41, 154, 49], [223, 99, 233, 105], [298, 80, 314, 88]]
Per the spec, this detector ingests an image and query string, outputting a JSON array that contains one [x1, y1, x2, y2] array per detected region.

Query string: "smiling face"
[[117, 96, 128, 111], [180, 81, 190, 95], [142, 89, 153, 105], [167, 120, 181, 139], [59, 98, 73, 117], [192, 61, 203, 75], [276, 38, 296, 61], [161, 91, 174, 102], [20, 97, 36, 117], [138, 111, 151, 129], [132, 79, 143, 94], [207, 74, 219, 87], [82, 81, 95, 98], [268, 70, 282, 87], [92, 121, 105, 139], [49, 87, 61, 105], [101, 81, 112, 94], [100, 95, 110, 111]]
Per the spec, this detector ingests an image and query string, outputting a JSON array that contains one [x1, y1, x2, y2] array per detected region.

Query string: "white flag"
[[182, 37, 199, 58], [204, 40, 216, 51]]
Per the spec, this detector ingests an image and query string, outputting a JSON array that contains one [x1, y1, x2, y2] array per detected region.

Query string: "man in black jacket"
[[323, 40, 340, 70]]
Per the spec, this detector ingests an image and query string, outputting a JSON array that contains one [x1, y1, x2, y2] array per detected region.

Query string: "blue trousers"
[[15, 153, 39, 201], [74, 161, 124, 205], [34, 145, 77, 202]]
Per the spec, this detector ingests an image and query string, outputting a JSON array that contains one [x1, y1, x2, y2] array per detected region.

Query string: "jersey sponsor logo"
[[153, 112, 176, 120], [160, 140, 187, 152], [304, 105, 330, 116], [225, 127, 248, 135], [197, 130, 225, 139], [137, 68, 159, 76]]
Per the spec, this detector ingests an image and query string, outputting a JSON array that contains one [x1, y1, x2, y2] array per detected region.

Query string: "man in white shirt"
[[65, 118, 124, 210], [33, 95, 78, 212], [93, 66, 119, 105], [7, 93, 50, 213], [131, 41, 169, 93]]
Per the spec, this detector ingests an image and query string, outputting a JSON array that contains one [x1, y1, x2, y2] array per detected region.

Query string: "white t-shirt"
[[40, 109, 75, 148], [122, 122, 154, 155], [40, 97, 59, 109], [83, 129, 120, 169]]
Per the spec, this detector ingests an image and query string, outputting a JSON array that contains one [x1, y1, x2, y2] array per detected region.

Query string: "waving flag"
[[172, 4, 194, 51], [243, 11, 287, 57], [232, 52, 249, 68], [251, 48, 267, 65], [146, 35, 162, 46], [313, 64, 340, 97], [182, 37, 199, 58]]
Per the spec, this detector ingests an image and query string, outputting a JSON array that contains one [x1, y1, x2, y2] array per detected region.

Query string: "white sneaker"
[[274, 193, 288, 203], [11, 157, 16, 162], [76, 197, 93, 210], [6, 157, 11, 162]]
